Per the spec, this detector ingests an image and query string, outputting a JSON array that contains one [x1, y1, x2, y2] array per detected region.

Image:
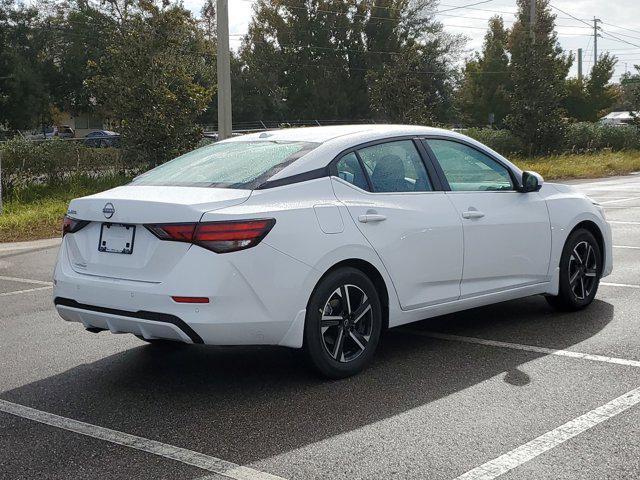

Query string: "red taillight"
[[171, 296, 210, 303], [145, 219, 275, 253], [62, 215, 90, 236]]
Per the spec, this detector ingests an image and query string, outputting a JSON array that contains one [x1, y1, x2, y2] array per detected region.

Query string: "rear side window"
[[131, 141, 318, 189], [357, 140, 432, 193], [425, 139, 513, 191], [336, 153, 369, 190]]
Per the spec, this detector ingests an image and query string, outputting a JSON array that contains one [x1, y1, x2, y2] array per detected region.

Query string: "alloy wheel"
[[568, 240, 598, 300], [320, 284, 373, 363]]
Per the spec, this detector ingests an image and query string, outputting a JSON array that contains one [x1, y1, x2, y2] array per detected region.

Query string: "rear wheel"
[[546, 228, 602, 311], [304, 267, 382, 379]]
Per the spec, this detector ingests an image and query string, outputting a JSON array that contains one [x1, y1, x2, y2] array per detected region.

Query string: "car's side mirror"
[[520, 171, 543, 192]]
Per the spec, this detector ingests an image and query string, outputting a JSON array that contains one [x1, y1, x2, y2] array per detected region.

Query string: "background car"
[[53, 125, 612, 378], [83, 130, 120, 148]]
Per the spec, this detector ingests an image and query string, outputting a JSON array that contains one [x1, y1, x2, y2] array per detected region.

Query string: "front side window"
[[425, 139, 513, 192], [356, 140, 432, 193], [131, 141, 318, 189]]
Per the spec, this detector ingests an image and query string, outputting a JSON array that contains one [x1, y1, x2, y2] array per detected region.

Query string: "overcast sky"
[[183, 0, 640, 81]]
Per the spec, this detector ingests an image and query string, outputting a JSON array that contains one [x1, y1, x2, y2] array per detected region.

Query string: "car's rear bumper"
[[53, 236, 313, 347], [54, 297, 202, 343]]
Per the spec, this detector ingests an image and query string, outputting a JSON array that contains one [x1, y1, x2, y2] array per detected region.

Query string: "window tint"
[[426, 139, 513, 191], [336, 153, 369, 190], [130, 141, 318, 189], [356, 140, 432, 193]]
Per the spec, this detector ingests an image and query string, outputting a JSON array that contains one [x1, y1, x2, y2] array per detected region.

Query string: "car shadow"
[[1, 296, 613, 465]]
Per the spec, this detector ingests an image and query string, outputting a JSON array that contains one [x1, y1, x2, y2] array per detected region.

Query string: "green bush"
[[463, 128, 525, 156], [0, 137, 143, 195], [464, 124, 640, 157], [563, 123, 640, 152]]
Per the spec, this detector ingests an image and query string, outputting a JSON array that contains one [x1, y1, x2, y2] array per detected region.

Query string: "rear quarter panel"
[[199, 177, 401, 336]]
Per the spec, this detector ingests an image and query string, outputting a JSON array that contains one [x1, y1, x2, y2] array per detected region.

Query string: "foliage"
[[457, 16, 511, 127], [505, 0, 571, 154], [464, 128, 524, 156], [88, 1, 215, 166], [232, 0, 462, 124], [514, 150, 640, 181], [0, 0, 55, 130], [0, 137, 135, 195], [564, 122, 640, 152], [0, 172, 130, 242], [564, 54, 619, 121], [464, 123, 640, 157]]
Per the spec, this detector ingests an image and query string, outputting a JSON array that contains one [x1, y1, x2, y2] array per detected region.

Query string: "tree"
[[506, 0, 571, 154], [585, 53, 619, 120], [564, 54, 618, 122], [0, 0, 56, 131], [235, 0, 461, 123], [457, 16, 510, 127], [88, 0, 215, 165]]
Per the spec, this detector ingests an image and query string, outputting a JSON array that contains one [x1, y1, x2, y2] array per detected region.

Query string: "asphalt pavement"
[[1, 174, 639, 480]]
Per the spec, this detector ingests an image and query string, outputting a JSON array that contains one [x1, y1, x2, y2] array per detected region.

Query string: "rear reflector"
[[145, 219, 275, 253], [62, 215, 90, 236], [171, 296, 210, 304]]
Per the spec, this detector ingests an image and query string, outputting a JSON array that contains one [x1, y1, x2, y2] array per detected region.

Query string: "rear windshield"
[[130, 141, 319, 189]]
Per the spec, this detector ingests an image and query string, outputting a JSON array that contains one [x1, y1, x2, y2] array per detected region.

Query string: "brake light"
[[145, 219, 276, 253], [172, 296, 210, 303], [62, 215, 90, 236]]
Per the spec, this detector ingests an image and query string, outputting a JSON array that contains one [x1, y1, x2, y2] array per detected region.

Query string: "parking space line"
[[613, 245, 640, 250], [601, 282, 640, 289], [400, 330, 640, 368], [454, 386, 640, 480], [599, 196, 640, 205], [0, 275, 53, 286], [608, 220, 640, 225], [0, 399, 286, 480], [0, 286, 53, 297]]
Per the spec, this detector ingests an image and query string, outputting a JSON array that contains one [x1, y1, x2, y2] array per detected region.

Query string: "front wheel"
[[546, 228, 602, 311], [304, 267, 382, 379]]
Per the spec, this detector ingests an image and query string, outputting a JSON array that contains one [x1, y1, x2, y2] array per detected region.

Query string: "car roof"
[[221, 124, 521, 183]]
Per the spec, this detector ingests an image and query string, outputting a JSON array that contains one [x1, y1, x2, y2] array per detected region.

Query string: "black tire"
[[304, 267, 382, 379], [546, 228, 602, 311]]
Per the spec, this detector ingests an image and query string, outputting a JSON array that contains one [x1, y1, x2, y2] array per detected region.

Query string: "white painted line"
[[454, 386, 640, 480], [608, 220, 640, 225], [0, 399, 286, 480], [401, 330, 640, 368], [0, 286, 53, 297], [601, 282, 640, 289], [0, 275, 53, 286], [613, 245, 640, 250], [599, 196, 640, 205]]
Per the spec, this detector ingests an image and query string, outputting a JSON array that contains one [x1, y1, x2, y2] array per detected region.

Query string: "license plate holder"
[[98, 223, 136, 254]]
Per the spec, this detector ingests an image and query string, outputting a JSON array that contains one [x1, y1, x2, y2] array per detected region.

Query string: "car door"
[[423, 138, 551, 298], [331, 139, 463, 310]]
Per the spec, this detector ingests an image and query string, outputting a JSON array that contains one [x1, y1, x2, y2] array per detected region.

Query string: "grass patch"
[[0, 174, 130, 242], [514, 150, 640, 180]]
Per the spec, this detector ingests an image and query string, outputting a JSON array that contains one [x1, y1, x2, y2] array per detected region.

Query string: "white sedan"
[[54, 125, 612, 378]]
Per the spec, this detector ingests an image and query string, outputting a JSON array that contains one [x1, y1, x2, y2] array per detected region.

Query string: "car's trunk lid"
[[64, 186, 251, 282]]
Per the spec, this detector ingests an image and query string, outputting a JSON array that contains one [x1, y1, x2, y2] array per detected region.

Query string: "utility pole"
[[593, 17, 601, 67], [530, 0, 536, 43], [577, 48, 583, 81], [216, 0, 232, 140]]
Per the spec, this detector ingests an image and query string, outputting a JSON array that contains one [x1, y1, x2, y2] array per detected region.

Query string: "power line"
[[436, 0, 496, 15]]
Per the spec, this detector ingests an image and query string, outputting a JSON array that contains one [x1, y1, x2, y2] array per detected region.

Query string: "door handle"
[[462, 210, 485, 219], [358, 212, 387, 223]]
